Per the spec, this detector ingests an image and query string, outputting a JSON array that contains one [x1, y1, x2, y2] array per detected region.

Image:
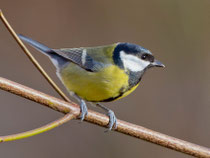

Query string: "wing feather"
[[53, 48, 103, 72]]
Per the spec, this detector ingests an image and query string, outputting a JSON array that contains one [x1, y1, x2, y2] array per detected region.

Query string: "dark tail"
[[18, 34, 52, 56], [18, 34, 68, 68]]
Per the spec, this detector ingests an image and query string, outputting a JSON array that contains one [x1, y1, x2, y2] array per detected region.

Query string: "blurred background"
[[0, 0, 210, 157]]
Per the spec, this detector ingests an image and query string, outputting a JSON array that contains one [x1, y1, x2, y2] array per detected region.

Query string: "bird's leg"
[[72, 93, 88, 121], [96, 103, 117, 131]]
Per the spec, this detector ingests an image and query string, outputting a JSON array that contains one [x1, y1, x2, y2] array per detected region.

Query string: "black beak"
[[151, 59, 165, 67]]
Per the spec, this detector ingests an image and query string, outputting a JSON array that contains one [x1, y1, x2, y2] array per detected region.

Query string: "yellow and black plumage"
[[18, 34, 164, 130]]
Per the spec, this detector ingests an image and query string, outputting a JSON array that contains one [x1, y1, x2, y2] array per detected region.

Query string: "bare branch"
[[0, 77, 209, 158], [0, 9, 78, 142]]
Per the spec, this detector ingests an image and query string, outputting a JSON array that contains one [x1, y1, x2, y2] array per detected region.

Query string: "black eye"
[[141, 53, 154, 62], [141, 54, 148, 60]]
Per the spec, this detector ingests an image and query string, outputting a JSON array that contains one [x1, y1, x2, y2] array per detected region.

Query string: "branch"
[[0, 9, 77, 142], [0, 113, 75, 142], [0, 77, 210, 158]]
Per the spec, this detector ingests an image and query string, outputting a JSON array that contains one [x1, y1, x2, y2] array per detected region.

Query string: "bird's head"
[[113, 43, 164, 73]]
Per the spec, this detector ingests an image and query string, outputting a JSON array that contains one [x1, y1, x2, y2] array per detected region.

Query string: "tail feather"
[[18, 34, 52, 55], [18, 34, 68, 68]]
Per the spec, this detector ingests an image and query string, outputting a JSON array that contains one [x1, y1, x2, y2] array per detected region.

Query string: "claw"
[[78, 100, 88, 121], [95, 103, 118, 131], [106, 110, 118, 131]]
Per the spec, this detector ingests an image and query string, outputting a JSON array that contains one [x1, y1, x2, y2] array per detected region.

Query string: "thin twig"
[[0, 9, 70, 102], [0, 9, 75, 142], [0, 113, 75, 142], [0, 77, 209, 158]]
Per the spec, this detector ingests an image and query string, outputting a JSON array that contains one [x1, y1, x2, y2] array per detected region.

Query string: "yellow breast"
[[59, 63, 138, 102]]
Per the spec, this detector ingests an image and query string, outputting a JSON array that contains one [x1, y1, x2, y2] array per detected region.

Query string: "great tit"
[[18, 34, 164, 130]]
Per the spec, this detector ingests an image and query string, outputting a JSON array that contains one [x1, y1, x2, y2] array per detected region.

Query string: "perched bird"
[[18, 34, 164, 130]]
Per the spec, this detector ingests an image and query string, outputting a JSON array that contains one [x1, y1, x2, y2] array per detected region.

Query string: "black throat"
[[127, 70, 144, 88]]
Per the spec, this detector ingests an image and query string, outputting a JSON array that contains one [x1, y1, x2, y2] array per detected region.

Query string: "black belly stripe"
[[98, 89, 125, 102]]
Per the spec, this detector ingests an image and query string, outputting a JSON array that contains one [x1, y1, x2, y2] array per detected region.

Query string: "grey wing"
[[53, 48, 105, 72]]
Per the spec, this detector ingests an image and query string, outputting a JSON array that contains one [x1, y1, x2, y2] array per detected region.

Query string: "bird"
[[18, 34, 164, 130]]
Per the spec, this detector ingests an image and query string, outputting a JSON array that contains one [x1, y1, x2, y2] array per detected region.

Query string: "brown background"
[[0, 0, 210, 157]]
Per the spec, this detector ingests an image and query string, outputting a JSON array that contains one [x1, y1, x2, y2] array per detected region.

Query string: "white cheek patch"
[[120, 51, 150, 72]]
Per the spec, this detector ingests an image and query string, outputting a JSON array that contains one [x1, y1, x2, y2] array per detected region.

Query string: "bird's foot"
[[105, 110, 117, 131], [78, 99, 88, 121]]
